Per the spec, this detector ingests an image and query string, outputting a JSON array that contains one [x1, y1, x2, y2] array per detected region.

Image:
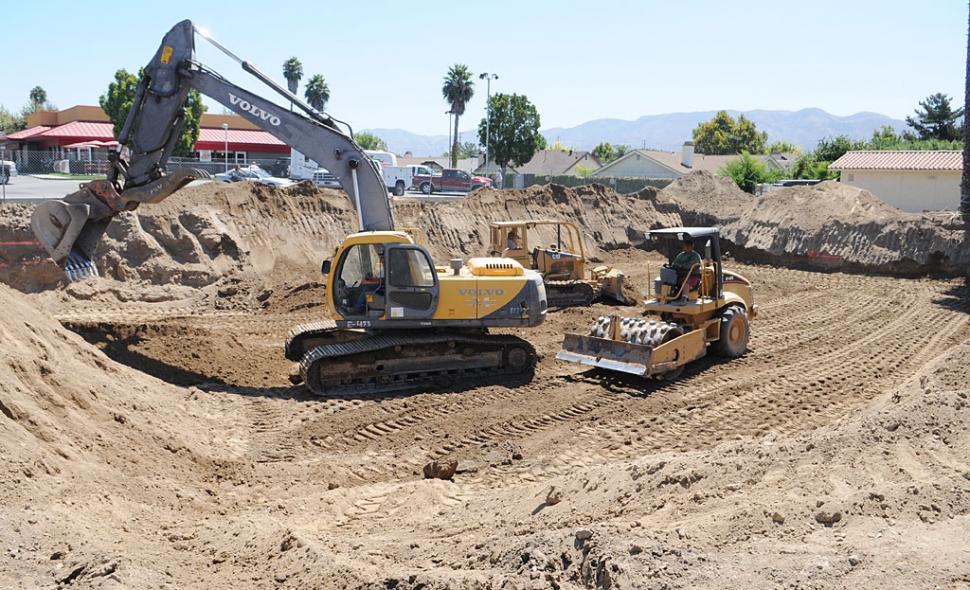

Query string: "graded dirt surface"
[[1, 174, 969, 589]]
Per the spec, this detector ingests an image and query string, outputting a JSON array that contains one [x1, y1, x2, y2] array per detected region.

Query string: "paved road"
[[0, 175, 471, 205], [0, 175, 81, 203]]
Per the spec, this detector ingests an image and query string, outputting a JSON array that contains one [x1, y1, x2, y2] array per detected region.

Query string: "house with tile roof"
[[828, 150, 961, 212], [591, 142, 797, 180]]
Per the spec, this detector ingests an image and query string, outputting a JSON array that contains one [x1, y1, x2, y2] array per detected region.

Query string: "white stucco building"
[[829, 151, 962, 212]]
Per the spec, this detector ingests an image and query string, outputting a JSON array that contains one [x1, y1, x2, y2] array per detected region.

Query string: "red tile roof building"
[[1, 105, 287, 158], [829, 151, 962, 212]]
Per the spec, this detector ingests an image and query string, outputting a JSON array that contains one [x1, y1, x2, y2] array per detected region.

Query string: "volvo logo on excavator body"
[[227, 93, 281, 126], [458, 288, 506, 296]]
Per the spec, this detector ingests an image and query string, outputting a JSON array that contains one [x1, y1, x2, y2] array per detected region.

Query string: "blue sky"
[[4, 1, 966, 139]]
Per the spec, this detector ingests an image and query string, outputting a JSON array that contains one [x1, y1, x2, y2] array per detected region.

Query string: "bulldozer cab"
[[487, 220, 586, 278], [648, 227, 723, 303]]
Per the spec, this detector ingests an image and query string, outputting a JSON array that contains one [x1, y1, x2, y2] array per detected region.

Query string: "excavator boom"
[[32, 19, 393, 279]]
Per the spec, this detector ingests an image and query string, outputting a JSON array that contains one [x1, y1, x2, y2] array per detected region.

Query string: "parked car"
[[214, 165, 294, 187], [312, 168, 340, 188], [0, 160, 17, 184]]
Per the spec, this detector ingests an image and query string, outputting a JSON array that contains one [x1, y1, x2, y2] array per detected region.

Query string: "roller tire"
[[713, 306, 749, 358]]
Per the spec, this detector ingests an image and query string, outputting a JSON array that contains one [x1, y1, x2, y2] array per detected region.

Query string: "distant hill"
[[364, 108, 908, 157]]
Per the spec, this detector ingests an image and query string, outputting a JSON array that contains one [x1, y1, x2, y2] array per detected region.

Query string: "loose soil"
[[0, 173, 968, 589]]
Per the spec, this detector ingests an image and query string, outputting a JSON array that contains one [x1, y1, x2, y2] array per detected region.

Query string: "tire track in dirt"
[[470, 277, 970, 487]]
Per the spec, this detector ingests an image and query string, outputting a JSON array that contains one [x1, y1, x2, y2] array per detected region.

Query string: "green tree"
[[613, 144, 630, 158], [813, 135, 863, 162], [100, 69, 141, 139], [867, 125, 903, 150], [766, 140, 801, 154], [692, 111, 733, 154], [906, 92, 964, 141], [0, 105, 25, 135], [535, 134, 548, 151], [355, 132, 387, 151], [457, 141, 480, 159], [693, 111, 768, 155], [592, 142, 616, 163], [476, 93, 541, 173], [99, 68, 205, 158], [282, 57, 303, 95], [718, 152, 781, 193], [442, 64, 475, 167], [304, 75, 330, 112], [728, 115, 767, 154]]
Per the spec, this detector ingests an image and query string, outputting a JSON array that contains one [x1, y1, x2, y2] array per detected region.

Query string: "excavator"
[[30, 20, 547, 396]]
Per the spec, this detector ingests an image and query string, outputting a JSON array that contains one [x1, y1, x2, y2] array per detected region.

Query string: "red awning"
[[195, 127, 287, 151]]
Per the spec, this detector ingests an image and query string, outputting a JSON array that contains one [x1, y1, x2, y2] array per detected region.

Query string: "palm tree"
[[29, 86, 47, 111], [282, 57, 303, 96], [304, 75, 330, 112], [442, 65, 475, 168]]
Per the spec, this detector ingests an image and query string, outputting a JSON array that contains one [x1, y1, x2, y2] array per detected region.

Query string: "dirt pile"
[[1, 175, 969, 588], [2, 172, 967, 299]]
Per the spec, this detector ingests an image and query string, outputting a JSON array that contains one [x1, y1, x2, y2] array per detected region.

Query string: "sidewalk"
[[30, 174, 96, 180]]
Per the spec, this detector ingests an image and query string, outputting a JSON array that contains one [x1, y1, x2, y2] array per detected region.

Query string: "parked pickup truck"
[[413, 168, 492, 194]]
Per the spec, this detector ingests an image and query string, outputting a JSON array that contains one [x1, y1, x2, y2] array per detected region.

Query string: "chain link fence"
[[6, 150, 283, 177]]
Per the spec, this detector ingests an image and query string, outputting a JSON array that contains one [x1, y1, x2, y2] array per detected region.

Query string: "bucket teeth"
[[64, 252, 99, 282]]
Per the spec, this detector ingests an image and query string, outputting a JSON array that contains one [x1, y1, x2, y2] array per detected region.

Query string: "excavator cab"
[[327, 232, 439, 322]]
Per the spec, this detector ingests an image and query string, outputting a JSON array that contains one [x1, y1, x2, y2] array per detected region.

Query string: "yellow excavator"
[[557, 227, 756, 380], [487, 220, 627, 307], [30, 20, 547, 396]]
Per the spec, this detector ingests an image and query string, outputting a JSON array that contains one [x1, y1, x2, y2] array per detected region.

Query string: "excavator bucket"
[[31, 169, 208, 281], [556, 333, 655, 376], [31, 195, 111, 281]]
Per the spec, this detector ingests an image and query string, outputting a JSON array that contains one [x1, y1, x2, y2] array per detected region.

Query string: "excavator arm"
[[31, 19, 394, 280]]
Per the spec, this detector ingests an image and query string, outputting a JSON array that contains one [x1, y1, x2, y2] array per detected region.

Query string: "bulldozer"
[[487, 220, 627, 308], [556, 227, 757, 380]]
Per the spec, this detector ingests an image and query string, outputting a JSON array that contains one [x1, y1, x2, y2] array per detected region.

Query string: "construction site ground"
[[0, 173, 968, 589]]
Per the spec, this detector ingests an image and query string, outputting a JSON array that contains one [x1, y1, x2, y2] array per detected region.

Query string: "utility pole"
[[479, 72, 498, 175]]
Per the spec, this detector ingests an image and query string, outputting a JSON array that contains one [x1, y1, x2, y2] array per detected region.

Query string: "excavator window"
[[336, 244, 385, 314], [388, 248, 434, 288]]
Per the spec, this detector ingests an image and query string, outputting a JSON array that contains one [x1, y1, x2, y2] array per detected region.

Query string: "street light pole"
[[222, 123, 229, 172], [446, 110, 453, 164], [478, 72, 498, 176]]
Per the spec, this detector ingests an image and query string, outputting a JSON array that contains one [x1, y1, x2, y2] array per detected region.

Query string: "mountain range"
[[363, 108, 908, 158]]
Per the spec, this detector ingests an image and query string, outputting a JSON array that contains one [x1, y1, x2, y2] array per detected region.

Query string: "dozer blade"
[[556, 333, 655, 376]]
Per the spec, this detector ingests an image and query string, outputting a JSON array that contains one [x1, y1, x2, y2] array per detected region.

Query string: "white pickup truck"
[[380, 164, 435, 196]]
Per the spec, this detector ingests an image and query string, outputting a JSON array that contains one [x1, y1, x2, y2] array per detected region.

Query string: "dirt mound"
[[721, 181, 970, 274], [3, 173, 967, 301], [1, 175, 970, 588]]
